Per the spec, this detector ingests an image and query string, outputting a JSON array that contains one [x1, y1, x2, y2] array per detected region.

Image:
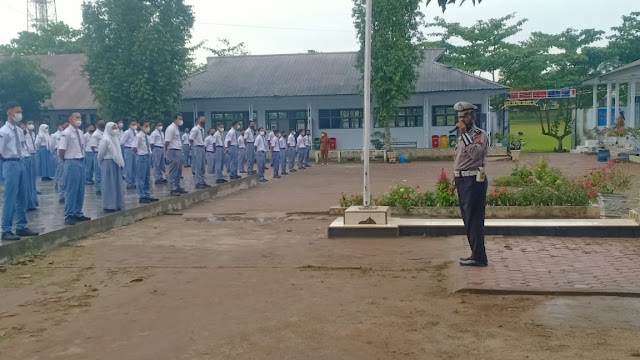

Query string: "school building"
[[181, 49, 509, 150]]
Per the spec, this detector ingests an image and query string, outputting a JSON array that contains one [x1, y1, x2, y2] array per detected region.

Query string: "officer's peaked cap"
[[453, 102, 478, 112]]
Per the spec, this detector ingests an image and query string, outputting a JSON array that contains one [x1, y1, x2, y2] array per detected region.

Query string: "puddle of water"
[[532, 297, 640, 329]]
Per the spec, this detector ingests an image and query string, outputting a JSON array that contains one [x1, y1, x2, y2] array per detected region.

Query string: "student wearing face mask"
[[297, 129, 306, 170], [189, 115, 210, 189], [278, 129, 288, 176], [36, 123, 55, 180], [164, 114, 188, 196], [254, 127, 267, 183], [19, 122, 38, 211], [238, 129, 246, 174], [303, 130, 312, 167], [149, 122, 166, 184], [91, 121, 105, 195], [52, 120, 69, 203], [270, 130, 282, 179], [84, 124, 96, 185], [287, 129, 297, 173], [120, 121, 138, 189], [225, 121, 241, 180], [213, 124, 226, 184], [132, 122, 160, 203], [204, 128, 216, 175], [182, 128, 191, 168], [0, 101, 39, 240], [25, 121, 40, 208], [98, 122, 125, 212], [58, 112, 91, 226], [244, 121, 256, 175]]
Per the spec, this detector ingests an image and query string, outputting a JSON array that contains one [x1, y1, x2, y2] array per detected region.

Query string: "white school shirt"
[[133, 131, 151, 156], [26, 130, 37, 154], [182, 133, 190, 145], [189, 125, 205, 146], [255, 134, 266, 152], [271, 137, 280, 152], [0, 122, 25, 159], [279, 136, 286, 149], [267, 130, 275, 144], [244, 127, 255, 143], [287, 133, 296, 147], [165, 123, 182, 150], [303, 135, 310, 146], [84, 132, 94, 152], [238, 135, 246, 149], [205, 135, 215, 152], [120, 128, 136, 147], [90, 129, 103, 151], [297, 135, 306, 149], [58, 126, 85, 159], [149, 128, 164, 147], [225, 128, 238, 147], [213, 131, 224, 147], [50, 130, 62, 150]]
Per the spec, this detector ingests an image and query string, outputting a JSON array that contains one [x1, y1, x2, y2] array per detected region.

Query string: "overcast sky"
[[1, 0, 637, 63]]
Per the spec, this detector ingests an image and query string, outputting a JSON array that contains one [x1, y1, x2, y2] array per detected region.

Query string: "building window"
[[372, 107, 424, 128], [432, 104, 481, 127], [265, 110, 307, 131], [211, 111, 255, 130], [319, 109, 363, 129]]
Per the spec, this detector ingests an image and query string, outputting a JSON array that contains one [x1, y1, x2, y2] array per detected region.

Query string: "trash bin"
[[329, 138, 337, 150], [448, 135, 457, 148], [431, 135, 439, 148], [597, 149, 610, 162], [439, 135, 448, 148], [313, 138, 320, 150]]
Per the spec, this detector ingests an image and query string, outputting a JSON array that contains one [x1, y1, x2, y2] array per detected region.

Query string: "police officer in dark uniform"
[[452, 102, 489, 267]]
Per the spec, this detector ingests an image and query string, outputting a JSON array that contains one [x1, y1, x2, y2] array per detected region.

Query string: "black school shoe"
[[75, 216, 91, 222], [170, 191, 181, 196], [1, 232, 20, 241], [16, 228, 39, 237], [459, 259, 488, 267]]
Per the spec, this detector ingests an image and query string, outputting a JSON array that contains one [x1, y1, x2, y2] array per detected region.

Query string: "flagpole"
[[362, 0, 372, 208]]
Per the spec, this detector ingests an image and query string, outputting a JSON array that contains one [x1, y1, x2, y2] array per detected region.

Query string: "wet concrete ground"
[[0, 167, 236, 246]]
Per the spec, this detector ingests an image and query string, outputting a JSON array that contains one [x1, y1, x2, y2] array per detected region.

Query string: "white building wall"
[[182, 90, 498, 150]]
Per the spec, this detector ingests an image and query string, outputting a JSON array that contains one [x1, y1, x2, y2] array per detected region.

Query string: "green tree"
[[425, 13, 527, 81], [607, 12, 640, 66], [352, 0, 424, 149], [208, 38, 250, 57], [82, 0, 195, 121], [0, 21, 83, 56], [427, 0, 482, 12], [501, 29, 604, 152], [0, 57, 52, 120]]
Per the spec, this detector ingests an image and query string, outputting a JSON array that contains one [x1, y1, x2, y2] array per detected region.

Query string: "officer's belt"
[[454, 170, 479, 177]]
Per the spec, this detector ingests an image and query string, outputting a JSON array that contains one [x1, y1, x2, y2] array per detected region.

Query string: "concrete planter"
[[330, 205, 600, 219], [597, 193, 629, 218], [510, 150, 521, 161]]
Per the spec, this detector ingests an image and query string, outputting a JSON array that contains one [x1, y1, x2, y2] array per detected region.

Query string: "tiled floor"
[[459, 236, 640, 294], [0, 167, 244, 246]]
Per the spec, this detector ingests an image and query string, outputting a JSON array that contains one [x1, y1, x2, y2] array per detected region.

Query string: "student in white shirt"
[[271, 130, 281, 179], [244, 121, 256, 174], [238, 130, 247, 174], [213, 124, 226, 183], [98, 121, 125, 212], [278, 131, 287, 176], [91, 121, 105, 195], [254, 127, 267, 182], [296, 129, 306, 170], [35, 123, 55, 181], [189, 115, 210, 188], [120, 121, 138, 189], [149, 122, 166, 184], [132, 122, 159, 203], [165, 114, 188, 196], [23, 121, 39, 210], [287, 129, 297, 173], [84, 124, 96, 184], [267, 126, 276, 168], [52, 120, 69, 201], [303, 131, 312, 167], [225, 121, 241, 179], [58, 112, 91, 225], [204, 128, 216, 175], [182, 128, 191, 168]]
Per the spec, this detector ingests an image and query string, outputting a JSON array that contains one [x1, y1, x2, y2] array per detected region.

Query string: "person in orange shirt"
[[319, 131, 330, 165]]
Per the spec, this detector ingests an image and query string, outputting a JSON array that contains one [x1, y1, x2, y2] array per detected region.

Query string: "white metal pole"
[[592, 84, 598, 128], [362, 0, 372, 208], [614, 81, 621, 124], [606, 82, 612, 126]]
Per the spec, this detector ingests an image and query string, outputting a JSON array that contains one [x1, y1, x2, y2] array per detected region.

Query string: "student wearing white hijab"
[[35, 124, 55, 181], [97, 122, 125, 212]]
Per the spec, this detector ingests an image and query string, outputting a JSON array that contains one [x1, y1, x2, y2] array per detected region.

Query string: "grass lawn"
[[509, 117, 571, 153]]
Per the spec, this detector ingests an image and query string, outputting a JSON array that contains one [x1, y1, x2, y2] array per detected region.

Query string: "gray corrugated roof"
[[183, 49, 507, 99], [582, 59, 640, 85], [30, 54, 97, 110]]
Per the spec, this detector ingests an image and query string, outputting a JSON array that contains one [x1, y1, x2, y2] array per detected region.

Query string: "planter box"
[[597, 193, 629, 218], [330, 206, 600, 219]]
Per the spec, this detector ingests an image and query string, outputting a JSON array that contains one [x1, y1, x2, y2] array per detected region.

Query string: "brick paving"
[[458, 236, 640, 295]]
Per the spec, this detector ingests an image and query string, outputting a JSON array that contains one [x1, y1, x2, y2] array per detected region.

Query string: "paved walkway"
[[0, 168, 245, 247], [457, 236, 640, 295]]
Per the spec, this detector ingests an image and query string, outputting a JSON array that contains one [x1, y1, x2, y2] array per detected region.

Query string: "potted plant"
[[591, 127, 607, 145], [508, 132, 525, 161], [582, 160, 633, 218], [494, 133, 505, 147]]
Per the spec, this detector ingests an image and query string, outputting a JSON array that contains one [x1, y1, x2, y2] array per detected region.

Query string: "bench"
[[390, 141, 418, 149]]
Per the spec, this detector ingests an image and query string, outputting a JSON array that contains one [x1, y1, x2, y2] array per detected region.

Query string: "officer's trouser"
[[455, 176, 488, 263]]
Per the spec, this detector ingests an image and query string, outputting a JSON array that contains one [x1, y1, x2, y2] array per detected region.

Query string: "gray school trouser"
[[256, 151, 266, 181], [192, 146, 206, 184], [304, 147, 311, 166], [280, 149, 287, 174], [238, 147, 246, 172], [206, 151, 215, 174], [167, 149, 182, 191], [152, 146, 165, 181], [228, 145, 238, 176], [215, 146, 225, 180], [246, 142, 255, 173], [297, 147, 305, 169], [55, 154, 65, 199], [287, 148, 296, 171]]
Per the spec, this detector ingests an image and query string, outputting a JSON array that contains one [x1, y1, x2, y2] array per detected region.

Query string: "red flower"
[[439, 168, 448, 181]]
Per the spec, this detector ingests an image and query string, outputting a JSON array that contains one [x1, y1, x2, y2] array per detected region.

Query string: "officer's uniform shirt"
[[149, 128, 164, 148], [297, 134, 306, 149], [0, 122, 25, 159], [271, 137, 280, 152], [255, 134, 266, 152], [238, 135, 246, 149], [454, 125, 489, 171], [244, 128, 255, 143], [205, 134, 215, 152], [90, 129, 103, 151], [182, 133, 190, 145], [278, 136, 286, 150], [120, 128, 136, 148], [189, 125, 205, 146], [225, 128, 238, 147], [133, 131, 151, 156], [84, 132, 94, 152], [58, 126, 85, 160], [26, 130, 37, 155], [165, 123, 182, 150], [287, 133, 296, 148], [213, 130, 224, 148]]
